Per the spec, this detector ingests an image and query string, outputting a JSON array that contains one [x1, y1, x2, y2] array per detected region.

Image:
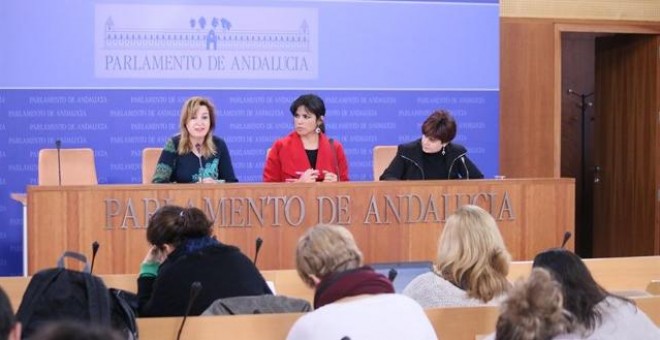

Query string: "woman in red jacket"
[[263, 94, 349, 182]]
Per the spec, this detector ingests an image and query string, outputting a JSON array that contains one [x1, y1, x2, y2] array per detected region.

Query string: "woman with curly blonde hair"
[[403, 204, 511, 307], [491, 268, 577, 340]]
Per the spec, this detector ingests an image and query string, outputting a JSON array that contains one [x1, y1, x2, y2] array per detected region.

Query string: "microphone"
[[90, 241, 100, 274], [329, 138, 341, 182], [399, 155, 425, 180], [254, 237, 263, 265], [55, 139, 62, 186], [177, 281, 203, 340], [560, 231, 572, 248], [388, 268, 398, 282], [460, 156, 470, 180], [195, 143, 203, 183], [447, 152, 467, 179]]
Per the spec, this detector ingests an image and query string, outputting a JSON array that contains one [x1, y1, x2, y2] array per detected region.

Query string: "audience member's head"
[[295, 224, 363, 288], [532, 248, 627, 331], [495, 268, 576, 340], [288, 227, 437, 339], [147, 205, 214, 249], [28, 321, 123, 340], [436, 204, 511, 302], [0, 287, 20, 340]]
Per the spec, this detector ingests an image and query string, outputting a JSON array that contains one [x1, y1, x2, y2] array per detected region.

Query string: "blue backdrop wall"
[[0, 0, 499, 275]]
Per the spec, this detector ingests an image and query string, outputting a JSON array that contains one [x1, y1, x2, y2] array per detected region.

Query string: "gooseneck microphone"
[[55, 139, 62, 186], [460, 156, 470, 180], [399, 155, 425, 180], [177, 281, 203, 340], [329, 138, 340, 182], [194, 143, 203, 183], [560, 231, 572, 248], [254, 237, 263, 265], [90, 241, 100, 274], [388, 268, 398, 282], [447, 152, 467, 179]]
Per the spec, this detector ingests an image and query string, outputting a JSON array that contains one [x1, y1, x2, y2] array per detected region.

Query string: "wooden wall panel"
[[500, 19, 557, 178], [657, 40, 660, 256], [27, 179, 574, 274]]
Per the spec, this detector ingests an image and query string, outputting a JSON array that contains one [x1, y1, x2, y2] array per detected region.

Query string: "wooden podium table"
[[27, 178, 574, 274]]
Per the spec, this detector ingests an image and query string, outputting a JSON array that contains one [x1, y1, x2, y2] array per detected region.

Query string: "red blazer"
[[263, 132, 349, 182]]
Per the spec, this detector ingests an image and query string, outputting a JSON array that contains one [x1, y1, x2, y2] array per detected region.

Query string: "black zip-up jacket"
[[379, 139, 484, 180]]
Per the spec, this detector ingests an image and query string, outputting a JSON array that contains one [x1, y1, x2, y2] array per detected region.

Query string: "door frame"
[[554, 23, 660, 257]]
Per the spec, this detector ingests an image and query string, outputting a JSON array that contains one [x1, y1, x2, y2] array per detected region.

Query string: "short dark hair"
[[532, 249, 631, 331], [147, 205, 213, 247], [290, 94, 326, 133], [29, 320, 123, 340], [0, 286, 15, 340], [290, 94, 326, 117], [421, 109, 457, 143]]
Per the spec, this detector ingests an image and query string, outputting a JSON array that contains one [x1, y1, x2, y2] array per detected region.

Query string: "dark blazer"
[[379, 139, 484, 180], [137, 243, 272, 317], [152, 135, 238, 183], [263, 132, 349, 182]]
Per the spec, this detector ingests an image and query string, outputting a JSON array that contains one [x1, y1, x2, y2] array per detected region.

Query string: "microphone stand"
[[400, 155, 425, 180], [55, 139, 62, 186], [253, 237, 263, 265], [460, 157, 470, 180], [195, 144, 203, 183], [447, 153, 466, 179], [177, 281, 202, 340]]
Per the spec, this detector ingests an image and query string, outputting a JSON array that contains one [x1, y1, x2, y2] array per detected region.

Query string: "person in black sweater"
[[380, 109, 483, 180], [152, 96, 238, 183], [137, 205, 272, 317]]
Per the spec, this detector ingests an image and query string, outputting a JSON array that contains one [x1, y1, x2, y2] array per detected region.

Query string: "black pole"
[[568, 89, 594, 257]]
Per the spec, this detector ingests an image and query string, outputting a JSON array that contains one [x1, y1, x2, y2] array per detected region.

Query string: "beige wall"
[[501, 0, 660, 21]]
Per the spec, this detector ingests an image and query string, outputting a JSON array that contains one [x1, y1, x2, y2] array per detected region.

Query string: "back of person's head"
[[0, 286, 20, 340], [147, 205, 213, 248], [436, 204, 511, 302], [28, 321, 123, 340], [495, 268, 576, 340], [290, 94, 326, 133], [532, 248, 619, 331], [421, 109, 457, 143], [295, 224, 363, 287]]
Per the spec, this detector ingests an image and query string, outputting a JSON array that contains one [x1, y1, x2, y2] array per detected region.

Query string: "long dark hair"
[[532, 249, 631, 331], [146, 205, 213, 247], [0, 286, 15, 339]]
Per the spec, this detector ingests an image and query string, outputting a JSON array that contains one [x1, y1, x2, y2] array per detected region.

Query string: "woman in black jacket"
[[380, 109, 483, 180], [137, 205, 271, 317]]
